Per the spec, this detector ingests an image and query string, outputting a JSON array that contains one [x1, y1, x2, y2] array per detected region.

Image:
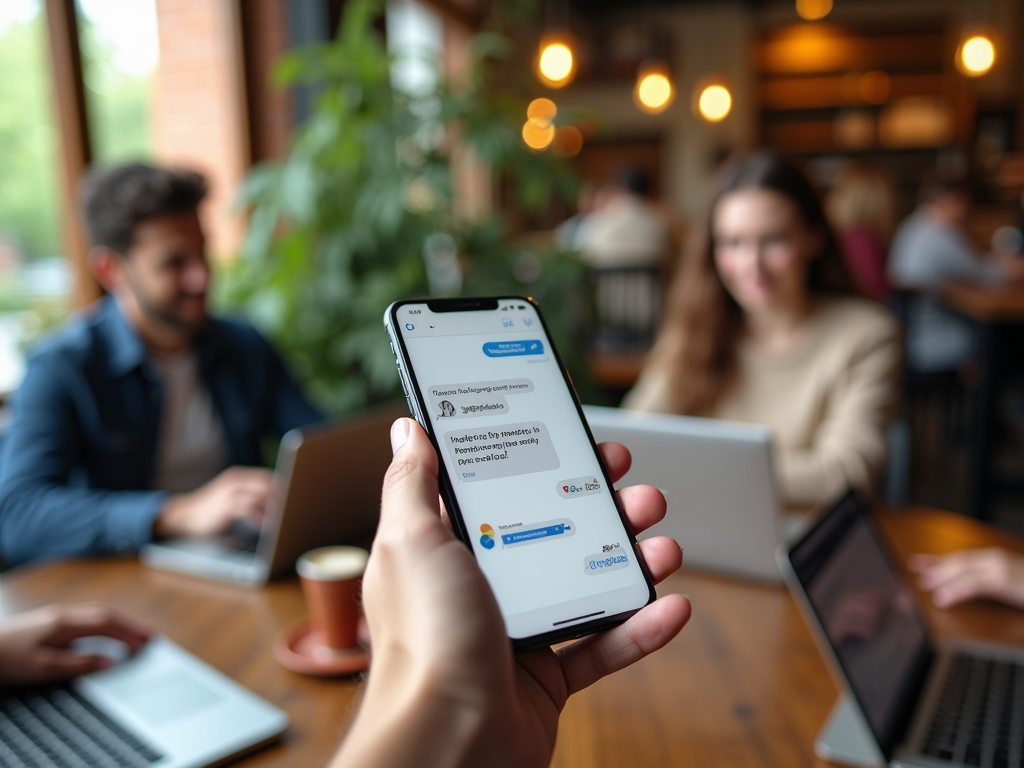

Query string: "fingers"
[[637, 536, 682, 584], [557, 595, 691, 696], [597, 442, 631, 484], [379, 419, 443, 530], [910, 550, 1008, 608], [222, 468, 273, 526], [30, 648, 114, 680], [43, 604, 152, 652], [929, 571, 989, 608], [908, 553, 942, 572], [617, 485, 667, 536]]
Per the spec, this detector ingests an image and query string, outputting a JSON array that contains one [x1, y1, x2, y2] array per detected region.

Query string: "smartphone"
[[385, 296, 656, 648]]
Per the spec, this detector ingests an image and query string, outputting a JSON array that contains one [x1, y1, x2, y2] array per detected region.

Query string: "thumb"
[[380, 419, 443, 530]]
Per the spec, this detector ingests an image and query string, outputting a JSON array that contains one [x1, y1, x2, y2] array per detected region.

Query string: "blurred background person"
[[888, 172, 1024, 373], [625, 151, 900, 507], [826, 162, 896, 303], [0, 163, 323, 567], [554, 180, 602, 252], [575, 166, 671, 270]]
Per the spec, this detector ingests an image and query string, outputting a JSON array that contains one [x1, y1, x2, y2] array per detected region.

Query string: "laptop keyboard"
[[219, 533, 260, 554], [0, 685, 164, 767], [921, 654, 1024, 767]]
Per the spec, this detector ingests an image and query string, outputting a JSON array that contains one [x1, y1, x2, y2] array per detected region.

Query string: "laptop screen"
[[788, 491, 933, 756]]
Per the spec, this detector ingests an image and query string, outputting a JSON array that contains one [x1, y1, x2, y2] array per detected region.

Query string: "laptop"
[[583, 405, 806, 582], [0, 635, 287, 768], [779, 489, 1024, 768], [141, 403, 404, 587]]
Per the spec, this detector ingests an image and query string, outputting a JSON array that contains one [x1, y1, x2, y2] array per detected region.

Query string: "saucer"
[[273, 619, 369, 677]]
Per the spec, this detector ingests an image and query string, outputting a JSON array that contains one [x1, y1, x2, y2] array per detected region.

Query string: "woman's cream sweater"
[[623, 297, 901, 507]]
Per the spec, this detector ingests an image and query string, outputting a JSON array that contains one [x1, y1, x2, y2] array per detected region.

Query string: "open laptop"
[[0, 635, 287, 768], [779, 489, 1024, 768], [141, 403, 404, 587], [583, 405, 806, 582]]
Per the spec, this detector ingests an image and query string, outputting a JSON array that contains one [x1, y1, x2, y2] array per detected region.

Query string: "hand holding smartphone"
[[385, 297, 656, 648]]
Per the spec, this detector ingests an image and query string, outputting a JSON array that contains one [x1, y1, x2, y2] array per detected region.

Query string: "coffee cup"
[[296, 546, 369, 651]]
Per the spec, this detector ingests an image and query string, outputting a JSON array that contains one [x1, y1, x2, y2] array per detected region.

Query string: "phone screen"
[[389, 299, 653, 642]]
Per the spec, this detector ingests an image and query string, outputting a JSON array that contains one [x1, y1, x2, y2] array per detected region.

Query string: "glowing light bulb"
[[795, 0, 832, 21], [958, 35, 995, 76], [522, 118, 556, 151], [634, 72, 675, 114], [527, 98, 558, 122], [697, 84, 732, 122], [538, 42, 575, 87]]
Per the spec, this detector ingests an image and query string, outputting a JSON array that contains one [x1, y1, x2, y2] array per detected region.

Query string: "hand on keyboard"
[[0, 604, 152, 685]]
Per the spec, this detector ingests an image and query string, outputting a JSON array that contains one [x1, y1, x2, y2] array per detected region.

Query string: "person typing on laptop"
[[0, 163, 323, 566], [0, 604, 150, 686]]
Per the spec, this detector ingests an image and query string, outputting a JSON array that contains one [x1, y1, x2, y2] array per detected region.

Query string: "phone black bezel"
[[386, 295, 658, 650]]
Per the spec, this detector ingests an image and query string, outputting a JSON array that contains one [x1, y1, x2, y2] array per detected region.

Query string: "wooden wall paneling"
[[43, 0, 101, 309]]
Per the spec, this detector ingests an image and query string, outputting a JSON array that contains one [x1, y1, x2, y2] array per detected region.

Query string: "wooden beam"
[[43, 0, 101, 309]]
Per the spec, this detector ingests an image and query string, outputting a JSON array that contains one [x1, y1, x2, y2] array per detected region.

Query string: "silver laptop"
[[141, 404, 403, 586], [780, 490, 1024, 768], [0, 635, 287, 768], [583, 405, 807, 583]]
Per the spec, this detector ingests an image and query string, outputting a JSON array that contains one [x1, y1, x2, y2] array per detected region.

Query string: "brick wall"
[[242, 0, 293, 162], [153, 0, 247, 257]]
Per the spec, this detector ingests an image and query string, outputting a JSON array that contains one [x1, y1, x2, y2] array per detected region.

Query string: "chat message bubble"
[[584, 549, 631, 574], [444, 421, 559, 482], [498, 518, 575, 548], [556, 476, 604, 499], [429, 379, 534, 421], [482, 340, 544, 357]]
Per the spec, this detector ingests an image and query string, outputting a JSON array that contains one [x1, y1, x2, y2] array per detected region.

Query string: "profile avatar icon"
[[437, 400, 456, 418], [479, 524, 496, 550]]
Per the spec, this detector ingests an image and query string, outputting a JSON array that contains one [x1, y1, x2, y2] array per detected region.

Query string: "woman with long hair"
[[624, 152, 900, 506]]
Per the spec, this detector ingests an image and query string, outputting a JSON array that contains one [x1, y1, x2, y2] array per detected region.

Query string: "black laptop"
[[779, 490, 1024, 768]]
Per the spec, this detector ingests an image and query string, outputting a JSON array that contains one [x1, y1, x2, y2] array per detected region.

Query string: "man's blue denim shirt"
[[0, 297, 323, 566]]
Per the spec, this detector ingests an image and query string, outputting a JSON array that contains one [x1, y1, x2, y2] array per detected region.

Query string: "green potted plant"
[[222, 0, 592, 414]]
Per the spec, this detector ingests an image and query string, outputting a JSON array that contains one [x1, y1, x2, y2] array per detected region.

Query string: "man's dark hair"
[[614, 165, 653, 198], [80, 163, 208, 255]]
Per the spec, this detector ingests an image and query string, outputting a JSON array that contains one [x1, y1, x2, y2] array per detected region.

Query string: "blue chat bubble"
[[482, 340, 545, 357], [498, 517, 575, 548]]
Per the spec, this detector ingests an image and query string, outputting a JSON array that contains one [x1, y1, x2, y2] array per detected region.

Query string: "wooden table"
[[2, 507, 1024, 768], [940, 280, 1024, 520]]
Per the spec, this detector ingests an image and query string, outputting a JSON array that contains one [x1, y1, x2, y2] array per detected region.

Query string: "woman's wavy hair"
[[648, 151, 859, 415]]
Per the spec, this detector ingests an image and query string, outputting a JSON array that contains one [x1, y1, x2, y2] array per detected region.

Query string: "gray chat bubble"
[[445, 420, 559, 482], [430, 379, 534, 421]]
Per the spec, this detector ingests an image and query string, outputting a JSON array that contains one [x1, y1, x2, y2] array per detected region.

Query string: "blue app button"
[[482, 340, 544, 357]]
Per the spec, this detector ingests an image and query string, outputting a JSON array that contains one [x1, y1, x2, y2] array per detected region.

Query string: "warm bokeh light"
[[696, 84, 732, 122], [958, 35, 996, 76], [795, 0, 832, 21], [527, 98, 558, 122], [522, 117, 556, 151], [634, 72, 675, 114], [552, 125, 584, 157], [858, 70, 891, 104], [538, 41, 575, 87]]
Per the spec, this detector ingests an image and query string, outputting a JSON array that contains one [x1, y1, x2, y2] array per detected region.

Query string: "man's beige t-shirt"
[[151, 352, 229, 494]]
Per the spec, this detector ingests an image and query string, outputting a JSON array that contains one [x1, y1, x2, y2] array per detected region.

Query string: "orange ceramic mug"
[[296, 546, 369, 650]]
